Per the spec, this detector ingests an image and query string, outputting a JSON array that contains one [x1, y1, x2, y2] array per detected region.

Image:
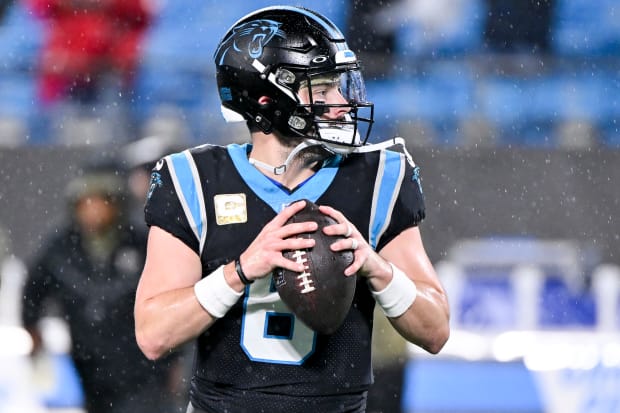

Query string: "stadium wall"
[[0, 146, 617, 269]]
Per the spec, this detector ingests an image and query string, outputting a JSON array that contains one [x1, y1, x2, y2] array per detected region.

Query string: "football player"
[[134, 6, 450, 413]]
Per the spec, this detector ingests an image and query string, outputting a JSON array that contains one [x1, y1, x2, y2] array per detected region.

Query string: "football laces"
[[291, 250, 315, 294]]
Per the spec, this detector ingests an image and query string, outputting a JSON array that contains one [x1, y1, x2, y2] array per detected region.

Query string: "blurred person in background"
[[122, 134, 189, 237], [21, 158, 184, 413], [24, 0, 155, 144]]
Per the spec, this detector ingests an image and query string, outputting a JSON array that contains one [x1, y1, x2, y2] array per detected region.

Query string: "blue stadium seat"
[[0, 71, 40, 143], [366, 62, 475, 143], [600, 119, 620, 148], [555, 73, 616, 121], [240, 0, 348, 28], [395, 0, 485, 58], [132, 64, 218, 140], [0, 73, 37, 119], [141, 1, 348, 74], [0, 1, 43, 70], [476, 75, 602, 146], [141, 2, 229, 71], [551, 0, 620, 56], [545, 72, 617, 147]]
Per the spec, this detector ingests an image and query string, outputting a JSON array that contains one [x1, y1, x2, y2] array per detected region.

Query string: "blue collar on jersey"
[[227, 143, 342, 212], [264, 173, 313, 195]]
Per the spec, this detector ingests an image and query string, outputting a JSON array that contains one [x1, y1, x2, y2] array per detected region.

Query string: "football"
[[274, 199, 356, 335]]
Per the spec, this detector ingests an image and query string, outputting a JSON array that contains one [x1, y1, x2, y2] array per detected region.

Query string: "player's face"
[[75, 194, 119, 234], [298, 75, 350, 119]]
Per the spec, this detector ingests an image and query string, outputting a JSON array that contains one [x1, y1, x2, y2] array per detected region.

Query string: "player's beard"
[[298, 145, 333, 168], [277, 133, 333, 169]]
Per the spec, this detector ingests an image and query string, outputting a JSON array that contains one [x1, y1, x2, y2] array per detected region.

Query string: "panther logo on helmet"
[[215, 19, 286, 64]]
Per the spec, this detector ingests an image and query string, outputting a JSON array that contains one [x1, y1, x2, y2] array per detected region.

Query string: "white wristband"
[[194, 266, 243, 318], [370, 262, 417, 318]]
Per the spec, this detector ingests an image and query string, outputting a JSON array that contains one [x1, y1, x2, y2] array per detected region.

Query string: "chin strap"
[[350, 136, 416, 168], [249, 136, 409, 175], [351, 136, 407, 153], [248, 140, 322, 175]]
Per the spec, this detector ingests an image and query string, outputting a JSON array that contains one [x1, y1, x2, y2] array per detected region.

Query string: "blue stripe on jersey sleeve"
[[169, 151, 204, 243], [369, 150, 403, 249]]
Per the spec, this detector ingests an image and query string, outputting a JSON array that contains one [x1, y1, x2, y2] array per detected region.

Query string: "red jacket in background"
[[27, 0, 154, 104]]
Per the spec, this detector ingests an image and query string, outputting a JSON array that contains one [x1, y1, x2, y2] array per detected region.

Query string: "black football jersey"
[[144, 142, 425, 412]]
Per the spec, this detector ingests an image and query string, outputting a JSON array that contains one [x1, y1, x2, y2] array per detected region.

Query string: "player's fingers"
[[273, 199, 308, 225], [275, 235, 315, 251], [279, 221, 318, 239], [345, 224, 353, 238], [276, 251, 307, 272], [243, 238, 311, 276], [345, 259, 364, 276], [330, 235, 364, 253], [252, 233, 313, 260], [262, 200, 313, 236], [318, 204, 345, 222], [318, 205, 356, 237], [323, 221, 355, 238], [341, 243, 367, 276]]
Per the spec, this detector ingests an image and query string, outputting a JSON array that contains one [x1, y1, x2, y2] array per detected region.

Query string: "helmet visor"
[[296, 69, 373, 148], [299, 69, 368, 106]]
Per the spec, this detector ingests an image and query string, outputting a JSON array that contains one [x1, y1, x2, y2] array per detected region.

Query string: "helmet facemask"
[[279, 67, 374, 154]]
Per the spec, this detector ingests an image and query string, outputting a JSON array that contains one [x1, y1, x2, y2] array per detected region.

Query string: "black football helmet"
[[214, 5, 374, 153]]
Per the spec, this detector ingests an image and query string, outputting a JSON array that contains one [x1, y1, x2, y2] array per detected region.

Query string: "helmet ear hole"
[[258, 96, 272, 107]]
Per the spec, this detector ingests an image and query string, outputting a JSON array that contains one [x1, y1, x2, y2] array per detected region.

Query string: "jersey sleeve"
[[144, 159, 200, 254], [375, 150, 426, 252]]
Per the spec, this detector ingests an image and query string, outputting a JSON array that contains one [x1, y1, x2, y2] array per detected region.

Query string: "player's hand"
[[238, 200, 317, 281], [319, 205, 387, 278]]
